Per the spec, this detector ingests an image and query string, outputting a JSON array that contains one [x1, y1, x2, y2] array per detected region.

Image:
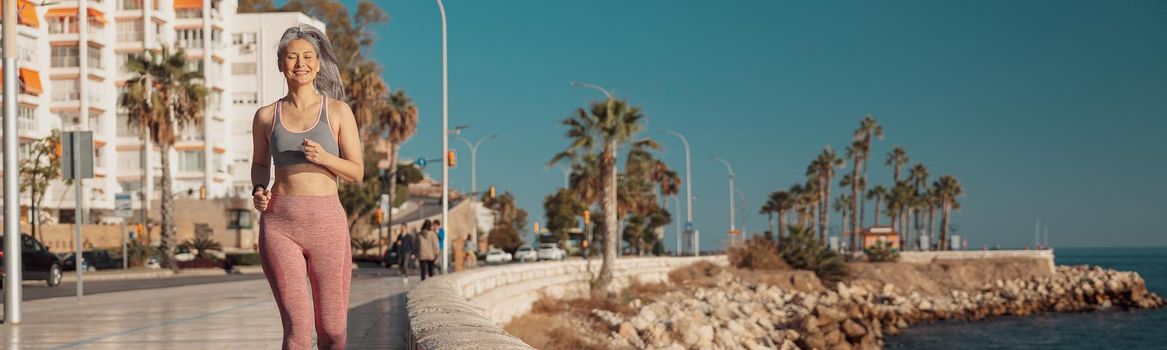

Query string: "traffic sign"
[[114, 193, 132, 218]]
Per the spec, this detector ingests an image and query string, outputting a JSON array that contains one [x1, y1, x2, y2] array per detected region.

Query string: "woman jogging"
[[251, 25, 362, 350]]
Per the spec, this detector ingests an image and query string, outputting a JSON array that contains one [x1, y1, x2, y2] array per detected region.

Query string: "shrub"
[[226, 252, 261, 266], [777, 225, 848, 283], [183, 237, 222, 258], [728, 236, 789, 270], [125, 241, 158, 268], [865, 241, 901, 262]]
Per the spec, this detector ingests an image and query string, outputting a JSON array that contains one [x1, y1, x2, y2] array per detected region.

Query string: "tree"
[[483, 191, 528, 253], [19, 132, 62, 242], [888, 181, 914, 248], [909, 163, 929, 247], [183, 237, 223, 259], [865, 185, 888, 226], [832, 193, 852, 241], [769, 191, 795, 239], [807, 146, 844, 243], [934, 175, 964, 251], [778, 225, 848, 283], [119, 49, 206, 270], [886, 146, 909, 183], [543, 188, 585, 244], [853, 115, 883, 228], [550, 98, 646, 291], [843, 140, 864, 250], [368, 90, 418, 243]]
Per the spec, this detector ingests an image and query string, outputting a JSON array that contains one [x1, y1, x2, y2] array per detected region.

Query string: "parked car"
[[537, 243, 566, 261], [514, 245, 537, 262], [62, 249, 122, 271], [484, 248, 512, 264], [0, 234, 64, 287]]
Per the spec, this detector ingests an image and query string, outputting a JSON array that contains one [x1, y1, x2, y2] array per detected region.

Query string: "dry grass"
[[728, 236, 791, 270], [668, 260, 725, 287], [508, 279, 677, 349], [504, 313, 607, 350]]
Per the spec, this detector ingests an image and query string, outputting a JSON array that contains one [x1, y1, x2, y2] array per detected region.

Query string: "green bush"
[[125, 241, 158, 268], [226, 252, 261, 266], [864, 241, 900, 262], [777, 225, 848, 283]]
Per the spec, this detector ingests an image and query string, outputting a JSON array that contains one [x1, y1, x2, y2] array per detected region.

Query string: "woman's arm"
[[306, 100, 363, 182], [251, 108, 273, 188]]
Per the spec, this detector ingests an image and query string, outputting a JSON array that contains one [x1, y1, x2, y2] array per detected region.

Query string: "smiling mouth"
[[293, 70, 311, 76]]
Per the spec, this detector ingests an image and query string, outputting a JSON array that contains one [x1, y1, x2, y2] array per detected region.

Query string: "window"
[[228, 209, 253, 229], [88, 81, 103, 105], [88, 45, 103, 69], [117, 18, 144, 42], [118, 151, 142, 170], [51, 80, 80, 102], [17, 105, 36, 133], [120, 0, 142, 10], [18, 37, 36, 65], [117, 112, 141, 137], [48, 17, 79, 34], [232, 92, 257, 105], [89, 115, 104, 134], [211, 29, 223, 49], [231, 62, 256, 75], [57, 112, 80, 131], [212, 152, 225, 173], [184, 60, 203, 74], [176, 9, 202, 19], [51, 46, 80, 67], [179, 150, 205, 172], [117, 52, 142, 74], [210, 60, 223, 79], [177, 28, 203, 49]]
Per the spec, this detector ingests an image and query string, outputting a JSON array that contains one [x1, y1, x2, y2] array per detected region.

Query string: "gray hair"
[[276, 25, 346, 101]]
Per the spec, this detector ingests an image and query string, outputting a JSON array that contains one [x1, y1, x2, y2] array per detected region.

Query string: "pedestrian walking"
[[251, 25, 362, 350], [397, 225, 416, 278], [417, 220, 440, 280]]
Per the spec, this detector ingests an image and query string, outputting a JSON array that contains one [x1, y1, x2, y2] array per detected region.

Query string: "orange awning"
[[44, 8, 75, 17], [43, 7, 107, 25], [18, 68, 42, 96], [88, 8, 108, 25], [1, 0, 40, 28], [174, 0, 203, 10]]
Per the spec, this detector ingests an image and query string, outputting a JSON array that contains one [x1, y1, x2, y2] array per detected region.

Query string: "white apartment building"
[[1, 0, 325, 226]]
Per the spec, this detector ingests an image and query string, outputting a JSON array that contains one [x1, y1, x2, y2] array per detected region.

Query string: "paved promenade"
[[0, 273, 413, 349]]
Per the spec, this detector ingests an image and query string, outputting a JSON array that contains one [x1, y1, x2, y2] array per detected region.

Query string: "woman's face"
[[281, 39, 319, 87]]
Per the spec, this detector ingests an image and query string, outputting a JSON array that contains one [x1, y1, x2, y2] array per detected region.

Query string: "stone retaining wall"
[[900, 250, 1055, 273], [406, 256, 727, 350]]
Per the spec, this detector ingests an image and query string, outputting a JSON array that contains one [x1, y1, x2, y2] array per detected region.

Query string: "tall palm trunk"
[[597, 141, 618, 290], [927, 204, 937, 250], [386, 142, 399, 244], [849, 160, 859, 250], [159, 143, 177, 270], [777, 209, 787, 239], [767, 212, 774, 238], [873, 196, 882, 226], [819, 178, 830, 243], [940, 202, 951, 251]]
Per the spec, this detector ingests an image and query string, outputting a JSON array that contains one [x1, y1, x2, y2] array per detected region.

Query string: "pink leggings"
[[260, 193, 352, 350]]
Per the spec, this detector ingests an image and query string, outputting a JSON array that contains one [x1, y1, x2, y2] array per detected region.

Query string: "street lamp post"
[[455, 134, 497, 249], [665, 130, 695, 256], [3, 0, 23, 324], [437, 0, 450, 273], [714, 158, 736, 245], [672, 196, 681, 256]]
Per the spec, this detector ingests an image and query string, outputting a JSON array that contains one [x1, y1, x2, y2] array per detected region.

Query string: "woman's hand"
[[253, 187, 272, 211], [302, 138, 335, 166]]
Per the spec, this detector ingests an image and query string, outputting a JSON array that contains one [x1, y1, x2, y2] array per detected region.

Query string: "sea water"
[[886, 247, 1167, 349]]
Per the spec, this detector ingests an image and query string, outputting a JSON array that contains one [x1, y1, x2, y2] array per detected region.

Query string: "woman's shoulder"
[[253, 102, 277, 123], [326, 97, 353, 117]]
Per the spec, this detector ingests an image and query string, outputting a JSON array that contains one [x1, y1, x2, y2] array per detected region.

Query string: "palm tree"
[[832, 194, 852, 241], [380, 91, 418, 230], [934, 175, 964, 251], [764, 191, 795, 239], [347, 62, 389, 138], [760, 198, 776, 238], [909, 163, 929, 246], [886, 146, 909, 183], [888, 181, 914, 249], [550, 98, 645, 290], [865, 185, 888, 226], [844, 140, 864, 249], [853, 115, 883, 228], [120, 49, 206, 270], [807, 147, 844, 243]]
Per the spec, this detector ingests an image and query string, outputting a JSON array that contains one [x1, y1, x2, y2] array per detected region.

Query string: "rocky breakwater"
[[603, 265, 1164, 350]]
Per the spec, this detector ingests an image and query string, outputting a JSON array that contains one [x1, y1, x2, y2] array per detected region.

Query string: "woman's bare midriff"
[[271, 163, 339, 195]]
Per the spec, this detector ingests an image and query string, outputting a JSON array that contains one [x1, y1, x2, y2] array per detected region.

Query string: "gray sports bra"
[[269, 97, 340, 167]]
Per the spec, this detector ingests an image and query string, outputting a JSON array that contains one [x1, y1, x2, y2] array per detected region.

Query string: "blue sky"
[[313, 0, 1166, 248]]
